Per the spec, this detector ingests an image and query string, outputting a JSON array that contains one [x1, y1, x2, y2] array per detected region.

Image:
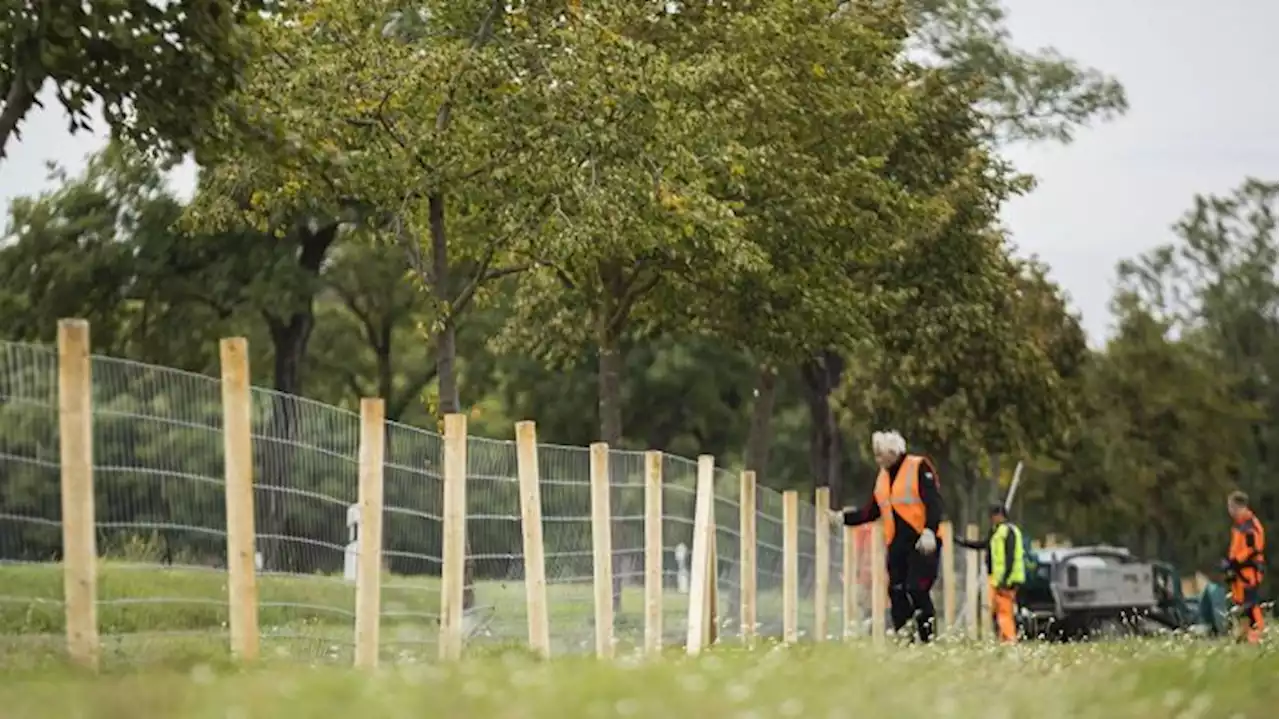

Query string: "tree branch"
[[435, 0, 506, 135], [388, 362, 440, 421], [0, 63, 41, 161], [608, 268, 661, 333], [330, 281, 383, 353]]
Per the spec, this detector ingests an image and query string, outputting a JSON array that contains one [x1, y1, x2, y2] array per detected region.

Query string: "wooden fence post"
[[219, 337, 259, 663], [941, 521, 956, 636], [842, 525, 858, 638], [739, 471, 757, 644], [704, 513, 718, 647], [684, 455, 716, 656], [813, 487, 830, 642], [354, 398, 386, 669], [514, 421, 551, 658], [870, 523, 886, 646], [589, 442, 615, 659], [965, 523, 981, 640], [782, 490, 799, 644], [643, 451, 664, 656], [58, 319, 98, 670], [439, 413, 468, 661]]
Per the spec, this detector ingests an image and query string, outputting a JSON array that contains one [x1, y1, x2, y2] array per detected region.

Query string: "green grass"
[[0, 562, 809, 640], [0, 562, 440, 633], [0, 640, 1273, 719], [2, 563, 1275, 717], [0, 560, 809, 671]]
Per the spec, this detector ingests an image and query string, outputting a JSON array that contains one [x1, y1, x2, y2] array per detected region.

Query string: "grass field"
[[0, 561, 805, 668], [0, 639, 1274, 719], [7, 562, 1271, 719]]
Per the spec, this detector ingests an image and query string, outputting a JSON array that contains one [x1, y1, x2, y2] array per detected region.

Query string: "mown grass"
[[0, 562, 806, 639], [0, 560, 809, 671], [0, 562, 707, 633], [0, 639, 1273, 719], [0, 562, 439, 633]]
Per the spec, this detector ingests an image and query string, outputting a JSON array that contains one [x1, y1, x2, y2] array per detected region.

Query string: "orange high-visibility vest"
[[872, 455, 930, 545], [1229, 510, 1266, 587]]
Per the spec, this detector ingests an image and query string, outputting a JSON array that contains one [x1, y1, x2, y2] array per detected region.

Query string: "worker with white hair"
[[836, 430, 944, 643]]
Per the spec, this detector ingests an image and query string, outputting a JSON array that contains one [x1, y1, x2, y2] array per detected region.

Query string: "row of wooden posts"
[[51, 319, 1061, 670]]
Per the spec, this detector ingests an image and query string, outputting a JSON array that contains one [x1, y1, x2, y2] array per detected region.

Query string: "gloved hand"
[[916, 528, 937, 555], [829, 508, 848, 524]]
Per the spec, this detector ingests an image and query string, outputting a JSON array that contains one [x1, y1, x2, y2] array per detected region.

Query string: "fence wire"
[[660, 454, 697, 645], [88, 356, 230, 663], [0, 338, 995, 666], [462, 435, 522, 652], [0, 340, 62, 659], [378, 420, 443, 662]]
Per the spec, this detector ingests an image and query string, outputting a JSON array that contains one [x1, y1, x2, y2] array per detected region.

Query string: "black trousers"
[[887, 547, 939, 643]]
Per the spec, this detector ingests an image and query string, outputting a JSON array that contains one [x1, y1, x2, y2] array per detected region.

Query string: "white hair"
[[872, 430, 907, 457]]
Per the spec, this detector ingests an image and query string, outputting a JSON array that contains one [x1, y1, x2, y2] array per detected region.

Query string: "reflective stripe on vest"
[[873, 455, 927, 545]]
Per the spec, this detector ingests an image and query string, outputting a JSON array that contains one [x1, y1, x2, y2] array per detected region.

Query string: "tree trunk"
[[262, 318, 308, 573], [375, 319, 394, 406], [743, 364, 778, 484], [258, 222, 339, 574], [429, 191, 476, 610], [595, 267, 626, 613], [800, 351, 845, 508]]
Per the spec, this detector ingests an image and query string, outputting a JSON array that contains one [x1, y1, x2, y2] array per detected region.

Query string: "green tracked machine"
[[1014, 544, 1198, 640], [995, 462, 1203, 640]]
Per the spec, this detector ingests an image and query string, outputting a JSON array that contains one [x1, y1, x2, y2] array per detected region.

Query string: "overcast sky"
[[0, 0, 1276, 345]]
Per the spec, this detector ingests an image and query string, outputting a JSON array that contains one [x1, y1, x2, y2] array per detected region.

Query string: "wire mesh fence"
[[0, 337, 989, 668], [0, 340, 62, 659], [379, 420, 444, 662]]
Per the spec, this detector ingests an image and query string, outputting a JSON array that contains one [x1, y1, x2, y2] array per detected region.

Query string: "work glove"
[[829, 507, 849, 525], [916, 528, 937, 555]]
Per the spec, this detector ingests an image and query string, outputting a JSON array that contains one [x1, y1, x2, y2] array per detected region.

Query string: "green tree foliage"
[[909, 0, 1128, 143], [309, 235, 439, 423], [1036, 302, 1249, 572], [770, 0, 1128, 505], [0, 144, 235, 368], [0, 0, 269, 161], [0, 145, 434, 573], [1118, 179, 1279, 502]]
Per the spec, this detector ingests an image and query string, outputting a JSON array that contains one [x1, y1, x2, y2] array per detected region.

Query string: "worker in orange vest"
[[1221, 490, 1266, 643], [836, 430, 943, 643]]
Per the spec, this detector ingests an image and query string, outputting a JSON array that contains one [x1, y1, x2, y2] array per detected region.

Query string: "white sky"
[[1, 0, 1276, 344]]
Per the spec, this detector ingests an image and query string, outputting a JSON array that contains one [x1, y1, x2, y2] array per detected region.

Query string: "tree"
[[0, 0, 268, 161], [188, 0, 597, 422], [834, 220, 1088, 523], [740, 0, 1128, 501], [309, 235, 439, 423], [0, 143, 236, 369], [1113, 178, 1279, 566], [1040, 301, 1248, 570], [908, 0, 1128, 143]]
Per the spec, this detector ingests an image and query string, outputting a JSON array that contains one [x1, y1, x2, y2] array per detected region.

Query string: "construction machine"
[[1014, 544, 1196, 640], [996, 462, 1198, 640]]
